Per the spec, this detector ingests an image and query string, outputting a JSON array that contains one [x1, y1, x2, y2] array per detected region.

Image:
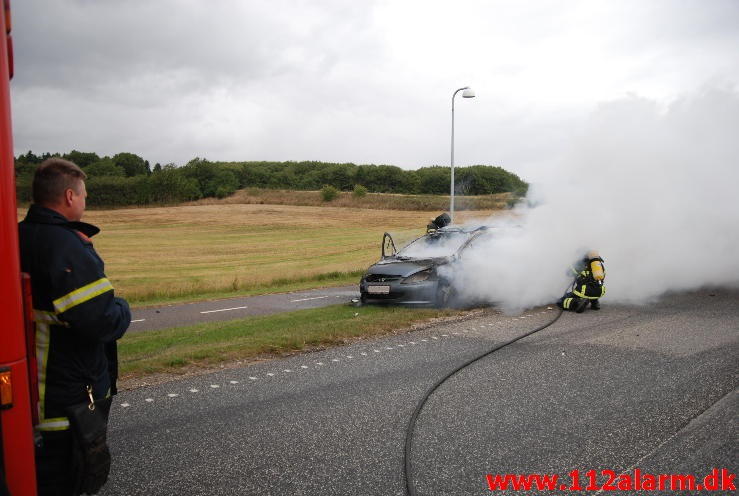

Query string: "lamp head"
[[462, 88, 475, 98]]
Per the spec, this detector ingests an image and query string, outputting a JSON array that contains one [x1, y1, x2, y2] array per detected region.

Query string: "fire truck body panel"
[[0, 0, 39, 493]]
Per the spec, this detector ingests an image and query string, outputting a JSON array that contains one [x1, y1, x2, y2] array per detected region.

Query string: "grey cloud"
[[9, 0, 739, 173]]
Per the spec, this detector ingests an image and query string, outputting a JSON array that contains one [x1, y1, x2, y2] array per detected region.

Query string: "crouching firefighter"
[[557, 251, 606, 313], [427, 213, 451, 233]]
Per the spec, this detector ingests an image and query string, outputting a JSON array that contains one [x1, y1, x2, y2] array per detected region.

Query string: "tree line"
[[14, 150, 529, 207]]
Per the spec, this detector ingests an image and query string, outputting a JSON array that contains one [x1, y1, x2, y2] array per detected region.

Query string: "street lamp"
[[450, 86, 475, 224]]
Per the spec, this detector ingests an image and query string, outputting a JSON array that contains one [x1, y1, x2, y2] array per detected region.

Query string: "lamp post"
[[450, 86, 475, 224]]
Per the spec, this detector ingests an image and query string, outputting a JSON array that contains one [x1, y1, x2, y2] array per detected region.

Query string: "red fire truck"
[[0, 0, 39, 494]]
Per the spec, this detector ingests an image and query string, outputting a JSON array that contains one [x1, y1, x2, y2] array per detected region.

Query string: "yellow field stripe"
[[53, 278, 113, 313]]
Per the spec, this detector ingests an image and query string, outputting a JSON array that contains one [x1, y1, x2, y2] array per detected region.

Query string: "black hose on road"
[[403, 307, 564, 496]]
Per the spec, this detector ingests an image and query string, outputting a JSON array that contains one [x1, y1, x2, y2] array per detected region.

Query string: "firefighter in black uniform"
[[18, 158, 131, 496], [557, 251, 606, 313]]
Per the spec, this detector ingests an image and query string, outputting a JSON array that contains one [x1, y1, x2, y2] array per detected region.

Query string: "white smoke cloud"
[[451, 85, 739, 313]]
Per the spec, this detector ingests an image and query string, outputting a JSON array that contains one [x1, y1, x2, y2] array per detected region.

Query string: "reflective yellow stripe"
[[36, 320, 71, 431], [574, 284, 603, 300], [36, 320, 51, 427], [53, 278, 113, 313], [33, 309, 68, 326], [37, 417, 70, 431], [564, 298, 572, 309]]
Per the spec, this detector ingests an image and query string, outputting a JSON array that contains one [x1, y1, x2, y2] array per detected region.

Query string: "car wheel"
[[436, 281, 455, 308]]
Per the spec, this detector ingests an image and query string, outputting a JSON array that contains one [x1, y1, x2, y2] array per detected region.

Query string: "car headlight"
[[402, 268, 434, 284]]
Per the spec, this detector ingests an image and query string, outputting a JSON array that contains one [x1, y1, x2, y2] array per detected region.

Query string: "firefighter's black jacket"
[[18, 204, 130, 431], [570, 256, 606, 300]]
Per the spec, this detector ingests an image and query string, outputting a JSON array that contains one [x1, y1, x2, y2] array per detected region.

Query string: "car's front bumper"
[[359, 278, 439, 305]]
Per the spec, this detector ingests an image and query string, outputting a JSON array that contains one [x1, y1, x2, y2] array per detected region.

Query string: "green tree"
[[207, 169, 239, 198], [145, 166, 202, 203], [113, 152, 149, 177], [63, 150, 100, 169], [416, 166, 449, 194], [353, 184, 368, 198], [84, 158, 125, 177], [20, 150, 41, 164], [321, 185, 339, 201]]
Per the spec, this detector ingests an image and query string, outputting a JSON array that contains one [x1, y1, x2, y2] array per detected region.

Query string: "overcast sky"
[[10, 0, 739, 181]]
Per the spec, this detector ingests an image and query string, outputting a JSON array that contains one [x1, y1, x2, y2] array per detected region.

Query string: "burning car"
[[359, 223, 492, 307]]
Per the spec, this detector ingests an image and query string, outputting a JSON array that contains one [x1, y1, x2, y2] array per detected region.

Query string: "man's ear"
[[64, 188, 75, 206]]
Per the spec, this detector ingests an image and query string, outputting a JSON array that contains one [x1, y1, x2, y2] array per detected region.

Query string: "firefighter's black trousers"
[[557, 292, 600, 312], [36, 430, 75, 496]]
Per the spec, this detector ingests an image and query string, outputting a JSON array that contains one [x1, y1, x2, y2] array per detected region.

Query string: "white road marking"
[[131, 319, 146, 323], [145, 398, 154, 402], [441, 334, 448, 337], [291, 296, 330, 302], [121, 403, 130, 408], [167, 393, 179, 398], [200, 306, 248, 314], [177, 318, 518, 392]]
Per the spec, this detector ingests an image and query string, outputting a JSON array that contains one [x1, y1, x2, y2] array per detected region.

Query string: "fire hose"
[[403, 307, 564, 496]]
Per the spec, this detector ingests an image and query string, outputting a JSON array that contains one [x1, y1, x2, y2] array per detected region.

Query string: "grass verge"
[[127, 270, 364, 307], [119, 304, 460, 382]]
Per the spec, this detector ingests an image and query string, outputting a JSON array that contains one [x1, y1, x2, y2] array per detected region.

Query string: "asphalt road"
[[101, 288, 737, 495], [129, 285, 360, 332]]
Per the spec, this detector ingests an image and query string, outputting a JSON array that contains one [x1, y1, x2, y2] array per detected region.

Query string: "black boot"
[[574, 299, 588, 313], [590, 300, 600, 310]]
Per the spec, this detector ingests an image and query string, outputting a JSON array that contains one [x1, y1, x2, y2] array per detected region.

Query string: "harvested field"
[[19, 203, 506, 305]]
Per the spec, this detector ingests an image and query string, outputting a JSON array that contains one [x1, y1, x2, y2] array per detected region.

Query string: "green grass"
[[128, 270, 365, 307], [119, 304, 459, 379]]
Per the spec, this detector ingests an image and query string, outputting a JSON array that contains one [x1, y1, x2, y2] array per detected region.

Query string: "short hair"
[[32, 158, 87, 205]]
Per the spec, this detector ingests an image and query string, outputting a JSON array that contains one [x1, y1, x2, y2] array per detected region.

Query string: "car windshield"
[[397, 230, 472, 258]]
